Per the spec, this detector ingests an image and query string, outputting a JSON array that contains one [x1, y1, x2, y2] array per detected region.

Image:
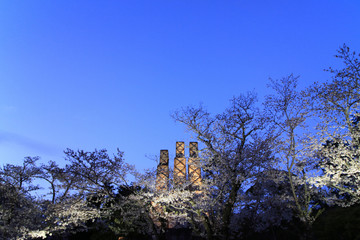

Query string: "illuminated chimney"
[[174, 141, 186, 186], [155, 150, 169, 191], [188, 142, 201, 188]]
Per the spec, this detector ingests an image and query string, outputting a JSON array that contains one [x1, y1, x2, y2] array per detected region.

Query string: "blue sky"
[[1, 1, 360, 171]]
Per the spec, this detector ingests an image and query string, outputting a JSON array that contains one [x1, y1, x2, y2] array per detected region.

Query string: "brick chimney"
[[174, 141, 186, 186], [155, 150, 169, 191], [188, 142, 201, 188]]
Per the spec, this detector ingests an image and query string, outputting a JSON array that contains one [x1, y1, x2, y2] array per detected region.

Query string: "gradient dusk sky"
[[1, 1, 360, 171]]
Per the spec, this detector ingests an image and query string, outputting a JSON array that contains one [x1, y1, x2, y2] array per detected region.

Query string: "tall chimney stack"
[[188, 142, 201, 188], [174, 141, 186, 186], [155, 150, 169, 191]]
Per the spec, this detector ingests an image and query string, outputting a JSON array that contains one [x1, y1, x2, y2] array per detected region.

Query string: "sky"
[[1, 1, 360, 173]]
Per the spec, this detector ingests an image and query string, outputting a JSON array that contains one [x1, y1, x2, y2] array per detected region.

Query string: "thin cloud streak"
[[0, 130, 61, 156]]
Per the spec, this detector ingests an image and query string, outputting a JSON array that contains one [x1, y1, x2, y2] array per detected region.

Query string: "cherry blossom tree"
[[1, 148, 137, 239], [172, 92, 276, 239], [0, 157, 45, 240], [265, 75, 324, 226], [309, 45, 360, 206]]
